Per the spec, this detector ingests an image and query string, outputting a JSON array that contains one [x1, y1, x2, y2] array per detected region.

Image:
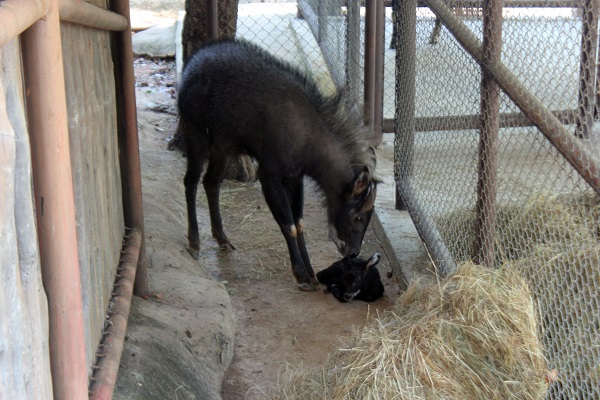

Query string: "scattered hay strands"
[[268, 263, 548, 400]]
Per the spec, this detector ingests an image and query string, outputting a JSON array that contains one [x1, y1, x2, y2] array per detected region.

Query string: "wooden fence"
[[0, 0, 147, 398]]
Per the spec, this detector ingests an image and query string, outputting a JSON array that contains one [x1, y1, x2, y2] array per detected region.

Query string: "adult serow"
[[178, 39, 377, 291], [317, 253, 384, 303]]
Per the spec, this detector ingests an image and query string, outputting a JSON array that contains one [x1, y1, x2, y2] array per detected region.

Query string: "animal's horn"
[[366, 253, 381, 269]]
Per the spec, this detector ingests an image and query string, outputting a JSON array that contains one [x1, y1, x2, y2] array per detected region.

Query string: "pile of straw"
[[270, 263, 548, 400]]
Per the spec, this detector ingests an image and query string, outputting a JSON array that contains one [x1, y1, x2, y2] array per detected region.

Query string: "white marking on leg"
[[296, 218, 304, 234], [289, 224, 297, 238]]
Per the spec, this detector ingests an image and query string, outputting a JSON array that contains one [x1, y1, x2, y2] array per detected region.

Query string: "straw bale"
[[269, 263, 547, 400]]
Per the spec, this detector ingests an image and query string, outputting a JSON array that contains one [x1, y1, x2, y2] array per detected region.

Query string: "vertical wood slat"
[[60, 14, 123, 370], [0, 39, 53, 400]]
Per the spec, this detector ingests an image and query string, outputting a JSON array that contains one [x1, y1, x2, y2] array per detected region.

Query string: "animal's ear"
[[350, 168, 372, 198], [362, 182, 377, 211], [366, 253, 380, 269]]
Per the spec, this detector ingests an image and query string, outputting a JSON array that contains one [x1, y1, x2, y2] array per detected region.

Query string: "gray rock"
[[114, 279, 235, 400], [132, 22, 177, 58]]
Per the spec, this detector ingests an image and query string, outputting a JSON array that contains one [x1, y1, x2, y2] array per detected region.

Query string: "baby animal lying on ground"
[[316, 253, 384, 303]]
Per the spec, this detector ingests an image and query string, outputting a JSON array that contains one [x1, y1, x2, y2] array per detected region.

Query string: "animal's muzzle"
[[329, 225, 360, 257]]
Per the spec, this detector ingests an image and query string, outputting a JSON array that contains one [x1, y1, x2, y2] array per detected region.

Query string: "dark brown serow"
[[178, 39, 378, 291], [317, 253, 384, 302]]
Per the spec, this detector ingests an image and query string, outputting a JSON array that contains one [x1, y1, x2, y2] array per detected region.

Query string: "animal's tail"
[[167, 119, 187, 156]]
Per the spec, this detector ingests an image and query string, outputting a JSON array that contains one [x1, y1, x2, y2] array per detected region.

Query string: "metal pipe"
[[364, 0, 377, 133], [206, 0, 218, 40], [435, 0, 578, 6], [0, 0, 50, 47], [317, 0, 324, 43], [397, 181, 458, 276], [394, 0, 417, 211], [20, 1, 89, 398], [89, 230, 142, 400], [576, 0, 598, 138], [373, 0, 385, 146], [345, 0, 361, 108], [382, 108, 578, 132], [476, 0, 502, 268], [378, 0, 578, 6], [424, 0, 600, 196], [414, 0, 578, 6], [58, 0, 127, 31], [110, 0, 149, 294]]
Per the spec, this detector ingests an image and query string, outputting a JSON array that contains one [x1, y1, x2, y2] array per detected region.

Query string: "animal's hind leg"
[[288, 178, 318, 286], [203, 151, 235, 250], [184, 142, 207, 260]]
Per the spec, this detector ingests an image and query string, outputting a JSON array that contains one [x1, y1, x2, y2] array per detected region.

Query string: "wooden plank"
[[0, 39, 53, 400], [60, 12, 123, 371]]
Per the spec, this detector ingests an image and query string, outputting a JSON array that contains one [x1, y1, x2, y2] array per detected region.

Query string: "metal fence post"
[[345, 0, 361, 108], [364, 0, 377, 133], [111, 0, 149, 295], [476, 0, 502, 268], [206, 0, 218, 40], [395, 0, 416, 210], [577, 0, 598, 138], [373, 0, 385, 146]]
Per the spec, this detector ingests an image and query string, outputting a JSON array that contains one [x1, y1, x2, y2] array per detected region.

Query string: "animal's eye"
[[355, 216, 364, 223]]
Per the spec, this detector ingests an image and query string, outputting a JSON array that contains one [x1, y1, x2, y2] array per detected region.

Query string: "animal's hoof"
[[187, 248, 200, 260], [297, 282, 317, 292], [311, 277, 320, 286], [219, 242, 236, 251]]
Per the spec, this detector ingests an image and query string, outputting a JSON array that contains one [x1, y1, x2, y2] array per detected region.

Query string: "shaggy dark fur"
[[178, 39, 378, 291], [317, 253, 384, 303]]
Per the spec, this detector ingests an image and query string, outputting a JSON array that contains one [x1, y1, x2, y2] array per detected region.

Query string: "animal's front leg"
[[261, 177, 316, 291], [287, 178, 318, 286]]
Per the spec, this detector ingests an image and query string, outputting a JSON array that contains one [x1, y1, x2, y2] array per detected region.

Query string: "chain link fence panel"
[[186, 0, 599, 396], [394, 1, 599, 398], [217, 0, 356, 100]]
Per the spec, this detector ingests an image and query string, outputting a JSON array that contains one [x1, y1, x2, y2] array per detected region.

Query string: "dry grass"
[[434, 193, 600, 397], [267, 263, 548, 400], [435, 193, 600, 265]]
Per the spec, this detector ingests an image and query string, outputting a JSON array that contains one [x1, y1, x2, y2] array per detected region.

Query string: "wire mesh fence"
[[220, 0, 371, 112], [394, 1, 600, 398], [216, 0, 344, 98], [198, 0, 599, 396]]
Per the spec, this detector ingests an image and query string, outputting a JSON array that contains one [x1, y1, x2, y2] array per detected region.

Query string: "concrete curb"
[[370, 135, 433, 288]]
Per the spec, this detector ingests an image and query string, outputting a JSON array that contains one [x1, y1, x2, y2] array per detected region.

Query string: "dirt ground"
[[132, 52, 402, 399]]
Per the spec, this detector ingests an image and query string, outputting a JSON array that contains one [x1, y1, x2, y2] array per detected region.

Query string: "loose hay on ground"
[[268, 263, 547, 400]]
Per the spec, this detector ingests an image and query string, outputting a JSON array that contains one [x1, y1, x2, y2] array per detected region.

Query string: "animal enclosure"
[[394, 1, 600, 399], [224, 0, 599, 398]]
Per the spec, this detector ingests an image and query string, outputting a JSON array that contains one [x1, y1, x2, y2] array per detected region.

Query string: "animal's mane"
[[202, 39, 377, 175]]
